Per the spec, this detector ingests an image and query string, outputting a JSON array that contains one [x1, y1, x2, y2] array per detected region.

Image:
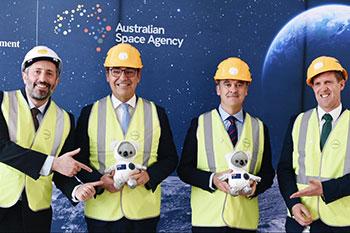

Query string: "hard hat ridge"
[[214, 57, 252, 83], [306, 56, 348, 86], [104, 43, 143, 68], [21, 45, 62, 73]]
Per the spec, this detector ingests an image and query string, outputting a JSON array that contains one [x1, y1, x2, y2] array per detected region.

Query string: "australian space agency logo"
[[115, 23, 184, 48]]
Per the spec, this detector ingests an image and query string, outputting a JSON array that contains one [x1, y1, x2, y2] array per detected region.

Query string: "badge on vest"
[[43, 129, 51, 140]]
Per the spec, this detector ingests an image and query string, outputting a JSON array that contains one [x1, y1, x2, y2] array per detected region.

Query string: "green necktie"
[[320, 113, 332, 150]]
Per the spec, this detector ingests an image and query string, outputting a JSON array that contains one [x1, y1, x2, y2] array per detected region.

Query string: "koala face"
[[230, 151, 249, 168], [116, 141, 137, 159]]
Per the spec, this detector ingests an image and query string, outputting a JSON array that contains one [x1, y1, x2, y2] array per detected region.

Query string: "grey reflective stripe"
[[96, 97, 107, 173], [249, 117, 260, 174], [345, 116, 350, 174], [142, 99, 153, 167], [296, 109, 313, 184], [50, 107, 65, 157], [7, 91, 18, 142], [296, 175, 330, 184], [203, 112, 216, 173]]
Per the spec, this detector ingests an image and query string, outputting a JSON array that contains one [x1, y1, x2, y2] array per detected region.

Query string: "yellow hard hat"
[[104, 43, 143, 68], [306, 56, 348, 86], [214, 57, 252, 83]]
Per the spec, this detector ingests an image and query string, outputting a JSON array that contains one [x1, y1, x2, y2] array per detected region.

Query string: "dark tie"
[[31, 108, 40, 131], [227, 116, 238, 146], [320, 113, 332, 150]]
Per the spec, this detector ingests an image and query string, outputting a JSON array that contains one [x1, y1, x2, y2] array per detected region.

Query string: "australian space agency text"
[[115, 33, 184, 48]]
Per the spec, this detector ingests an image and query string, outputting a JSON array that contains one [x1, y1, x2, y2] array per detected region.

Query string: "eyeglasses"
[[109, 68, 137, 78]]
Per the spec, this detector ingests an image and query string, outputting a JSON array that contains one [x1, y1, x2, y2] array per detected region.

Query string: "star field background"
[[2, 0, 350, 232], [0, 0, 304, 166]]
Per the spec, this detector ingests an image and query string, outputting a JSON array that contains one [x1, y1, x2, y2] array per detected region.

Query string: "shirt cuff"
[[209, 173, 216, 190], [39, 156, 54, 176], [71, 184, 83, 203]]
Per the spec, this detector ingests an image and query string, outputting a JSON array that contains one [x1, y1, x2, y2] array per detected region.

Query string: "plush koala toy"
[[219, 151, 261, 196], [105, 140, 146, 190]]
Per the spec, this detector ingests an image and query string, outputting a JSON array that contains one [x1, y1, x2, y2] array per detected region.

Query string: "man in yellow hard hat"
[[0, 45, 101, 232], [277, 56, 350, 232], [74, 43, 178, 232], [177, 57, 274, 232]]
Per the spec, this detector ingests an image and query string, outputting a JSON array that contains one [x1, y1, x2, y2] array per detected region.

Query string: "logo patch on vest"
[[331, 139, 340, 149], [130, 131, 140, 140], [43, 129, 51, 140], [243, 138, 251, 149]]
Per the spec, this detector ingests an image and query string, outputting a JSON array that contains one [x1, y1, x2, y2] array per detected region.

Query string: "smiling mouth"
[[320, 94, 330, 98], [34, 82, 50, 90], [117, 83, 130, 87]]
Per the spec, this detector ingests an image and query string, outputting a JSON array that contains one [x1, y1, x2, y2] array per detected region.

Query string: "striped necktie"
[[227, 116, 238, 146]]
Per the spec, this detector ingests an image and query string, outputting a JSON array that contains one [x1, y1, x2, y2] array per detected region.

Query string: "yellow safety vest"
[[0, 90, 71, 211], [85, 96, 161, 221], [191, 109, 264, 230], [292, 108, 350, 226]]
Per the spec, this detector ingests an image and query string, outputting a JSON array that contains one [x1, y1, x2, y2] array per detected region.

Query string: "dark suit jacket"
[[0, 90, 80, 206], [74, 96, 178, 192], [277, 108, 350, 214], [177, 109, 275, 196]]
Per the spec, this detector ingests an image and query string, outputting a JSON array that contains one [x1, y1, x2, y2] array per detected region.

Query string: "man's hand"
[[75, 181, 104, 201], [290, 179, 323, 198], [213, 170, 231, 194], [239, 180, 257, 197], [100, 171, 120, 193], [130, 169, 150, 186], [291, 203, 313, 226], [52, 148, 92, 177]]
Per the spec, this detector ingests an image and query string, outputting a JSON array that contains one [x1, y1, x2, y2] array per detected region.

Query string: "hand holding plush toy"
[[105, 140, 146, 190], [219, 151, 261, 196]]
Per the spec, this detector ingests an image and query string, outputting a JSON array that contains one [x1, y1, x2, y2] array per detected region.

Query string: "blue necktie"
[[320, 113, 332, 150], [120, 103, 130, 135], [227, 116, 238, 146]]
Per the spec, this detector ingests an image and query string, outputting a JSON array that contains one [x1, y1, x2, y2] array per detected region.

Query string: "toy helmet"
[[214, 57, 252, 83], [21, 45, 62, 73], [104, 43, 143, 68], [306, 56, 348, 86]]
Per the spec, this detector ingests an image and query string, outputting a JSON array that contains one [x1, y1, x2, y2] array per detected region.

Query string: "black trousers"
[[86, 216, 160, 233], [192, 226, 256, 233], [286, 216, 350, 233], [0, 192, 52, 233]]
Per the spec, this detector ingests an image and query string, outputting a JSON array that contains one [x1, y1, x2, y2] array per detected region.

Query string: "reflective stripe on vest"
[[85, 96, 161, 221], [0, 90, 70, 211], [293, 108, 350, 226], [192, 109, 263, 229], [95, 97, 153, 173]]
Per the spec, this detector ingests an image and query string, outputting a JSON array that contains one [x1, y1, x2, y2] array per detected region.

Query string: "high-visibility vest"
[[191, 109, 264, 230], [292, 108, 350, 226], [84, 96, 162, 221], [0, 90, 70, 211]]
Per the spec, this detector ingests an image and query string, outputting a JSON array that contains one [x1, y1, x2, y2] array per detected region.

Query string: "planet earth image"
[[262, 4, 350, 159]]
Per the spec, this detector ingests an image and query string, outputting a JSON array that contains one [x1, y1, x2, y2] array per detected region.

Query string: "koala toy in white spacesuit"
[[105, 140, 146, 190], [219, 151, 261, 196]]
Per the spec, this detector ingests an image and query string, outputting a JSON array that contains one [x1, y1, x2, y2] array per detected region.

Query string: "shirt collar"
[[111, 94, 136, 109], [27, 97, 48, 114], [317, 103, 342, 122], [218, 105, 244, 123]]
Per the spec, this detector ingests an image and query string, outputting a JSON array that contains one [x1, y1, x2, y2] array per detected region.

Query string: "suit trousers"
[[86, 216, 160, 233], [286, 216, 350, 233], [0, 191, 52, 233]]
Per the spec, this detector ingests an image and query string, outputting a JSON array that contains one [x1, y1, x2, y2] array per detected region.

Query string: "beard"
[[27, 81, 52, 100]]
